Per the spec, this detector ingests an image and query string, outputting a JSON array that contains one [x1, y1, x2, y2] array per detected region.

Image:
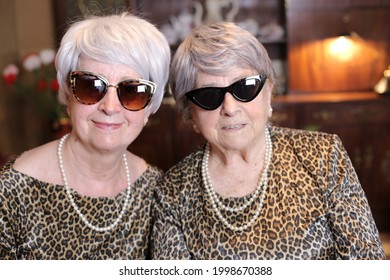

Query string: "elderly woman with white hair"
[[151, 22, 385, 260], [0, 12, 170, 259]]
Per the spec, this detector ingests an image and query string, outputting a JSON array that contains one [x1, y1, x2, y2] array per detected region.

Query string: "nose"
[[98, 86, 122, 115], [221, 91, 239, 116]]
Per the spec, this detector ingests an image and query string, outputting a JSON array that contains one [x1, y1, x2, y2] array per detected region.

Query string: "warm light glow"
[[329, 35, 357, 61], [375, 78, 388, 93]]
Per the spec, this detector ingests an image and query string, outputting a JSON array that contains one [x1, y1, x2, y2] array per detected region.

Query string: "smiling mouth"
[[93, 121, 122, 130], [223, 124, 245, 130]]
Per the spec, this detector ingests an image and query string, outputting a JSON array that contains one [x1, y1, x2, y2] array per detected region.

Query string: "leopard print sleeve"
[[151, 188, 192, 259], [324, 134, 386, 259], [151, 159, 196, 259], [0, 160, 20, 259]]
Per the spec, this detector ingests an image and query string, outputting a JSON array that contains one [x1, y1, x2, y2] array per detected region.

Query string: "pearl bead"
[[202, 127, 272, 231], [57, 133, 131, 232]]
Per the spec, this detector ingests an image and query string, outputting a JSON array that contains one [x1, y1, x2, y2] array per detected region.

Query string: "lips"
[[93, 121, 122, 130]]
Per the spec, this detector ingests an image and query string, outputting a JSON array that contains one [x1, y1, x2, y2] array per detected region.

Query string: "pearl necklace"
[[57, 133, 131, 232], [202, 128, 272, 231]]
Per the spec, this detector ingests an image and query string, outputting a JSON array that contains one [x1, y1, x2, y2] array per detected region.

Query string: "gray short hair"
[[170, 22, 275, 122], [55, 12, 170, 115]]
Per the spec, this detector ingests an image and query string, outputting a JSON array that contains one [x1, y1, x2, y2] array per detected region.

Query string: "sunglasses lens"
[[233, 77, 262, 102], [186, 75, 266, 110], [190, 88, 224, 110], [118, 81, 152, 111], [72, 73, 106, 104]]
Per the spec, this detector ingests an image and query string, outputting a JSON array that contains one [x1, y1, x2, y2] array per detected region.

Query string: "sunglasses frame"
[[185, 74, 267, 110], [69, 70, 157, 111]]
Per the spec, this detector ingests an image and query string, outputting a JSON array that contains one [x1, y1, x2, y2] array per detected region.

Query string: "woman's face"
[[67, 57, 149, 153], [190, 68, 273, 152]]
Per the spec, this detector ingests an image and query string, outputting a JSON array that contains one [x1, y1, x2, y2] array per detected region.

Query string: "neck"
[[208, 130, 268, 167], [59, 134, 128, 197], [206, 128, 272, 197]]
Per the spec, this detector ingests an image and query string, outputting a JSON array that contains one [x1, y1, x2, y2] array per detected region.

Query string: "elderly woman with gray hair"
[[0, 12, 170, 259], [151, 22, 385, 260]]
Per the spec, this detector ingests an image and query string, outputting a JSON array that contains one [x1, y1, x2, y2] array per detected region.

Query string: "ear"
[[266, 82, 273, 118], [66, 104, 71, 117], [268, 107, 273, 118], [193, 123, 200, 134]]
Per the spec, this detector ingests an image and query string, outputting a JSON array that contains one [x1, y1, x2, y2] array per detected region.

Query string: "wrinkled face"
[[67, 56, 149, 153], [189, 68, 273, 152]]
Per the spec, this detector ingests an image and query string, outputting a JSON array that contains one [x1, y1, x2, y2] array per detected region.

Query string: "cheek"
[[68, 101, 94, 121], [191, 108, 217, 134], [244, 97, 271, 125], [67, 101, 101, 133], [124, 111, 148, 129]]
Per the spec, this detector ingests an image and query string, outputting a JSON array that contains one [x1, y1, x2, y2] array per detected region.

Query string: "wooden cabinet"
[[286, 0, 390, 93], [127, 0, 287, 60]]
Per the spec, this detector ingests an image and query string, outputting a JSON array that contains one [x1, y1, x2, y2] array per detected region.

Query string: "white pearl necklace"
[[202, 128, 272, 231], [57, 133, 131, 232]]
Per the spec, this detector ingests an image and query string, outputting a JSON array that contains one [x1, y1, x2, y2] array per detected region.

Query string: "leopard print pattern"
[[151, 126, 386, 259], [0, 161, 162, 259]]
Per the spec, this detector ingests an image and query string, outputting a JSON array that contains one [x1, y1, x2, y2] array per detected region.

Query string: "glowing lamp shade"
[[329, 35, 357, 61]]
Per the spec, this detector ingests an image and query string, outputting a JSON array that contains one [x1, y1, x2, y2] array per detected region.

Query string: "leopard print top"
[[151, 126, 385, 260], [0, 160, 162, 260]]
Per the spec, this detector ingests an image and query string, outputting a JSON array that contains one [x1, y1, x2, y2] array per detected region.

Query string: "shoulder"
[[146, 164, 164, 177], [270, 126, 341, 152], [12, 140, 61, 184], [270, 126, 336, 141], [142, 164, 164, 185], [0, 157, 33, 204], [269, 126, 348, 173], [0, 158, 18, 183], [269, 126, 353, 183], [125, 151, 164, 186]]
